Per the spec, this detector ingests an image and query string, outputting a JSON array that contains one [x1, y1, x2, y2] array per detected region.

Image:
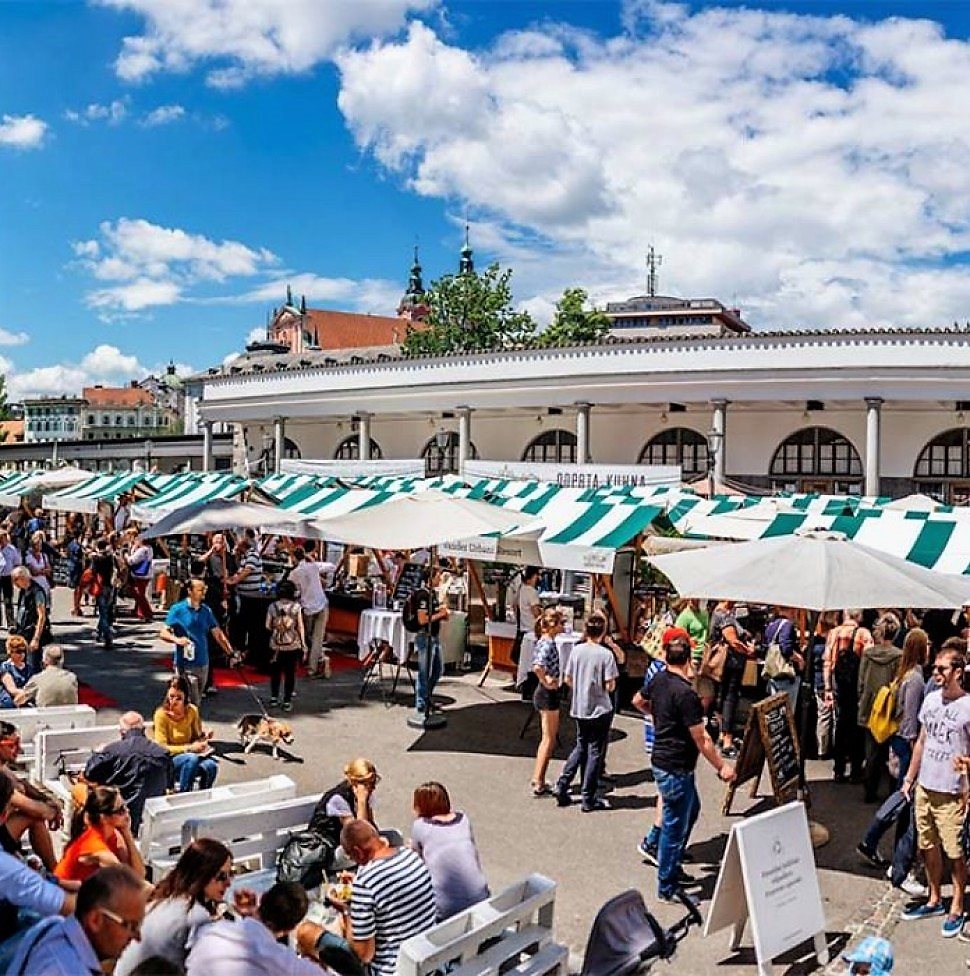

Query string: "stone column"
[[273, 417, 285, 474], [457, 407, 472, 473], [711, 399, 728, 486], [865, 397, 882, 496], [575, 402, 592, 464], [357, 412, 371, 461], [202, 420, 214, 472]]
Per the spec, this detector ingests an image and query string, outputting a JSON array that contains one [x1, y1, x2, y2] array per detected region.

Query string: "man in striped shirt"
[[228, 537, 266, 667], [298, 820, 436, 976]]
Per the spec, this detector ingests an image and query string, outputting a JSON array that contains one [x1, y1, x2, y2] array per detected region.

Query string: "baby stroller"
[[580, 889, 702, 976]]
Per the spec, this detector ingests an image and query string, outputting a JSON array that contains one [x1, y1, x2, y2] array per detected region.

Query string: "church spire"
[[406, 244, 424, 297], [459, 224, 474, 275], [285, 283, 294, 308]]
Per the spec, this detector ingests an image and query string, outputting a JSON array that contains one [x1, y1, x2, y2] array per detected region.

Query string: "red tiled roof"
[[273, 308, 408, 351], [0, 420, 24, 443], [82, 386, 154, 407]]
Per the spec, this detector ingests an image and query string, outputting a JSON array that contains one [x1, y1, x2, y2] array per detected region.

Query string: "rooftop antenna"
[[646, 245, 662, 298]]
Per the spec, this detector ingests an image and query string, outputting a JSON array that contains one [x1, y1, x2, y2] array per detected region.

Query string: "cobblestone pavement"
[[43, 592, 965, 974]]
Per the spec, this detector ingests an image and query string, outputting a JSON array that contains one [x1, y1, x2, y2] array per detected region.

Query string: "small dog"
[[236, 714, 295, 760]]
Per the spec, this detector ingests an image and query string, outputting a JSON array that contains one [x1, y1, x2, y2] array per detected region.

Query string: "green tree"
[[539, 288, 611, 347], [403, 263, 536, 356], [0, 374, 9, 442]]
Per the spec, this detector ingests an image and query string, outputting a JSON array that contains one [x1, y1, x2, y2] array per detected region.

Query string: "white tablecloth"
[[358, 609, 409, 664], [516, 632, 580, 688]]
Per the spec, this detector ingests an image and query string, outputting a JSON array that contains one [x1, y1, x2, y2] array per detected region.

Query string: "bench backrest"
[[181, 794, 319, 870], [397, 874, 559, 976], [140, 775, 298, 862], [34, 724, 154, 782], [5, 705, 96, 745]]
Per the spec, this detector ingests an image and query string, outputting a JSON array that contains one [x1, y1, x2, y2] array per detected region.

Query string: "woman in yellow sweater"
[[154, 675, 218, 792]]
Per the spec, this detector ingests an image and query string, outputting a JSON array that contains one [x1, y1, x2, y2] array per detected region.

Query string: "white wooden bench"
[[33, 724, 156, 844], [5, 705, 97, 772], [142, 775, 298, 876], [397, 875, 567, 976]]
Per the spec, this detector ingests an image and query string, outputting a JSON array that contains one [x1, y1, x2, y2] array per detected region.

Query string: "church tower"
[[397, 245, 429, 322]]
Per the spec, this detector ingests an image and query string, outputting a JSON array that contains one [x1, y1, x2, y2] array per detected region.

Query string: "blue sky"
[[1, 0, 969, 398]]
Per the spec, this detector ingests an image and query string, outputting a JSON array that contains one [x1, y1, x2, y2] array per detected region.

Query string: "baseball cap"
[[661, 626, 693, 648], [842, 936, 893, 974]]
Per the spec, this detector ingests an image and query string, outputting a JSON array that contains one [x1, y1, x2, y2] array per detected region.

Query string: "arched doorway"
[[769, 426, 862, 493], [914, 428, 970, 503], [333, 435, 383, 461], [422, 432, 478, 477], [638, 427, 708, 478], [522, 429, 577, 464]]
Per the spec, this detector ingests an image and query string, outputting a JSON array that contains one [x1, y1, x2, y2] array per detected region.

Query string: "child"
[[841, 936, 893, 974]]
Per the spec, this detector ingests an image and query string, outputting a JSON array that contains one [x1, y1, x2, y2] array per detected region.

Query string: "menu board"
[[391, 562, 426, 606], [723, 693, 801, 815]]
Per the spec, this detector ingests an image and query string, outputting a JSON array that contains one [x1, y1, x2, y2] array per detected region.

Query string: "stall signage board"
[[280, 459, 426, 479], [723, 693, 800, 815], [705, 801, 828, 976], [391, 562, 426, 606], [462, 460, 680, 489]]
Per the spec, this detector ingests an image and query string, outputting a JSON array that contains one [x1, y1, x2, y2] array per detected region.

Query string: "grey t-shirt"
[[115, 896, 212, 976], [917, 688, 970, 795], [410, 812, 490, 920], [564, 641, 619, 720]]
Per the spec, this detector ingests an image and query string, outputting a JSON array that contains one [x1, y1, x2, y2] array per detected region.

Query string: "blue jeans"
[[861, 735, 913, 873], [557, 712, 612, 809], [173, 751, 218, 792], [768, 675, 801, 715], [96, 586, 114, 646], [654, 767, 700, 897], [415, 632, 442, 713]]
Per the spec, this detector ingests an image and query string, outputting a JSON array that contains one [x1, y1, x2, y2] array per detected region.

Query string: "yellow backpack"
[[868, 679, 900, 744]]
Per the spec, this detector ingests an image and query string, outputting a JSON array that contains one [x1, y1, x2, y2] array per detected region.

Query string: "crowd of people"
[[0, 743, 490, 976]]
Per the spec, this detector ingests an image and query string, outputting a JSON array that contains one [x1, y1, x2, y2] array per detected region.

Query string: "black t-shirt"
[[413, 586, 440, 636], [92, 553, 115, 586], [649, 669, 705, 773]]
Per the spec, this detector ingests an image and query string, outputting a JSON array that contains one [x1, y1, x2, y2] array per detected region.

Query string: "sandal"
[[531, 783, 553, 797]]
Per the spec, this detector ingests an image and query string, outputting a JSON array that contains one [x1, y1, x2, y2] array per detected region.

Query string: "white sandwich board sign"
[[704, 801, 828, 975]]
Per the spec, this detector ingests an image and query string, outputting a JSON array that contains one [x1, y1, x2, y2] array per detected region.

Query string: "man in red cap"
[[647, 625, 736, 901]]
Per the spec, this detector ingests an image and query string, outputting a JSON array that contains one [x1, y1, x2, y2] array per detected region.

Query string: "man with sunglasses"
[[900, 647, 970, 938], [9, 864, 146, 974]]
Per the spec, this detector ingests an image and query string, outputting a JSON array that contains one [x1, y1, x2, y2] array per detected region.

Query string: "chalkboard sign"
[[723, 693, 801, 815], [391, 562, 426, 607], [52, 559, 71, 588]]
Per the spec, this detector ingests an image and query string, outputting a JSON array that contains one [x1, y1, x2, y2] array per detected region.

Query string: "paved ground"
[[42, 591, 968, 974]]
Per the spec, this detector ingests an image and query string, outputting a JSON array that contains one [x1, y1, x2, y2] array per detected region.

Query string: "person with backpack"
[[763, 606, 804, 713], [858, 613, 903, 803], [824, 609, 873, 784], [405, 567, 449, 719], [265, 579, 306, 712]]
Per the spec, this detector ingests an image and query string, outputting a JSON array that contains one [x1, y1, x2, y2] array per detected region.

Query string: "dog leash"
[[230, 656, 273, 720]]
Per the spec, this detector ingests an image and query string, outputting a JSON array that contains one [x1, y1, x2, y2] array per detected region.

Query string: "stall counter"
[[484, 620, 519, 676], [326, 591, 373, 641]]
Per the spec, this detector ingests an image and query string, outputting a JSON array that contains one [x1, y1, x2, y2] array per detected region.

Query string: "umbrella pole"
[[797, 608, 830, 848]]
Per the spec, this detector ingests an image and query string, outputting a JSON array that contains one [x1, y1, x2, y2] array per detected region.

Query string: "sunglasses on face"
[[99, 907, 141, 938], [215, 870, 233, 883]]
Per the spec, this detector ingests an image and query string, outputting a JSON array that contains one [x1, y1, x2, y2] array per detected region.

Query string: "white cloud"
[[97, 0, 438, 86], [0, 114, 48, 149], [141, 103, 185, 126], [0, 328, 29, 347], [335, 6, 970, 329], [74, 217, 277, 317], [236, 273, 401, 315], [64, 98, 129, 125]]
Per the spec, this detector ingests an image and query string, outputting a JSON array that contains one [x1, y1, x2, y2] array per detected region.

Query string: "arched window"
[[769, 426, 862, 493], [914, 428, 970, 503], [333, 436, 383, 461], [522, 429, 577, 464], [422, 432, 478, 477], [638, 427, 708, 477]]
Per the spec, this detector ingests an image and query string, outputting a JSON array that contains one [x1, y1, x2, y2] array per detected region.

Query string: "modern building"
[[22, 397, 85, 444], [604, 295, 751, 339]]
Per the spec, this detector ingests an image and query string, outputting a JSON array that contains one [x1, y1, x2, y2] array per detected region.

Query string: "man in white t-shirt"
[[288, 544, 335, 678], [901, 646, 970, 936], [517, 566, 542, 635]]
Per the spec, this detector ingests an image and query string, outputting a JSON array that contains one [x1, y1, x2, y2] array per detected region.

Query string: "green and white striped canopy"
[[130, 473, 247, 524], [0, 472, 37, 507], [43, 472, 169, 514]]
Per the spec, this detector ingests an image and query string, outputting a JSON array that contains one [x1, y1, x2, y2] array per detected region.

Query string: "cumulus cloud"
[[98, 0, 438, 86], [74, 218, 277, 317], [0, 114, 48, 149], [7, 344, 199, 399], [141, 103, 185, 126], [0, 328, 29, 347], [64, 99, 129, 125], [235, 273, 402, 315], [335, 5, 970, 329]]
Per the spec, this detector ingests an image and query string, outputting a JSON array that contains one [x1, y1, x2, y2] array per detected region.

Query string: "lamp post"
[[144, 438, 154, 473], [706, 427, 723, 497], [434, 427, 451, 474]]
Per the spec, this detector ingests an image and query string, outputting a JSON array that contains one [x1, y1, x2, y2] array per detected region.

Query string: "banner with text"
[[462, 460, 680, 490]]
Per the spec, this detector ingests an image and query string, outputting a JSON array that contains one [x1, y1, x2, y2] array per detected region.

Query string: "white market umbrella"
[[883, 493, 945, 512], [647, 530, 970, 610], [306, 490, 537, 550], [27, 467, 91, 492], [141, 499, 314, 539]]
